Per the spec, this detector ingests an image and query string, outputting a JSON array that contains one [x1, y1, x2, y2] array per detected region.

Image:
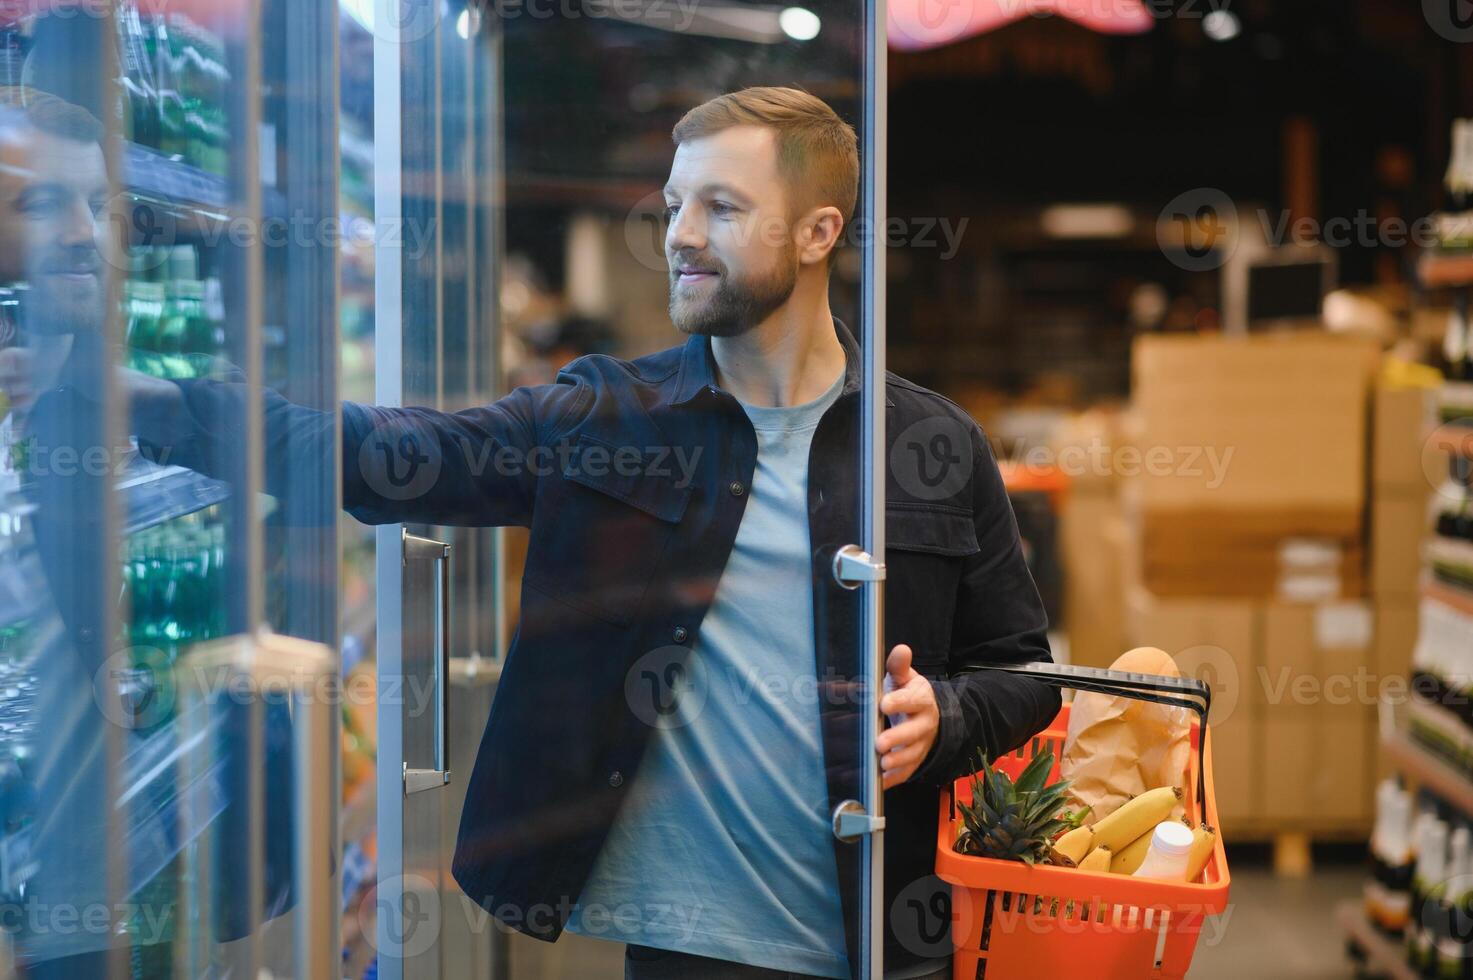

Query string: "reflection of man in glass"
[[0, 89, 115, 978], [0, 88, 109, 408]]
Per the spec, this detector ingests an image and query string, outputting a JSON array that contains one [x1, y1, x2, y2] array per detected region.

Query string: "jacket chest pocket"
[[523, 434, 692, 628], [885, 504, 979, 668]]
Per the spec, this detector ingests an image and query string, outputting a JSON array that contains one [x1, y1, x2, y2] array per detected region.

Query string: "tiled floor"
[[504, 858, 1369, 978]]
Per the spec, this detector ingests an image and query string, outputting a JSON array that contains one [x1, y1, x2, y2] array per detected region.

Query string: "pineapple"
[[954, 746, 1088, 867]]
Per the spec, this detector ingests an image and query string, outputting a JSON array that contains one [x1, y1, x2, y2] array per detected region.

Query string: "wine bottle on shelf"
[[1368, 779, 1415, 937], [1410, 814, 1448, 974], [1445, 120, 1472, 382], [1435, 824, 1468, 979]]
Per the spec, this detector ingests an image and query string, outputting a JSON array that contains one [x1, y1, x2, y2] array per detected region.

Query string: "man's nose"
[[666, 205, 706, 254], [57, 195, 98, 248]]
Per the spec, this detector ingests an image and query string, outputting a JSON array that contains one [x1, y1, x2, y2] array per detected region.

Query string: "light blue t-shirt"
[[567, 367, 849, 977]]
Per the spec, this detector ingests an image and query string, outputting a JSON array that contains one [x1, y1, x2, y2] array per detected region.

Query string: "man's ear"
[[797, 206, 844, 266]]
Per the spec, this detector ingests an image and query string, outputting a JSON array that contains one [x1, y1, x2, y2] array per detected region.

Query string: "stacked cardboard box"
[[1124, 589, 1387, 838], [1131, 333, 1379, 600], [1122, 333, 1386, 838], [1370, 386, 1436, 671], [1058, 409, 1128, 669]]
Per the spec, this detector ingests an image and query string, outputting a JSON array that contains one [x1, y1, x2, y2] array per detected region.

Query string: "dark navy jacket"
[[158, 317, 1059, 975]]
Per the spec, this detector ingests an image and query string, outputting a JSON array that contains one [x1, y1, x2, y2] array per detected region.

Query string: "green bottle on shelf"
[[160, 246, 214, 359], [124, 273, 166, 367]]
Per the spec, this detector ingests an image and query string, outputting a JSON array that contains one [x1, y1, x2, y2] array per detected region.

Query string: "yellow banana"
[[1109, 828, 1154, 874], [1077, 844, 1112, 872], [1051, 825, 1095, 867], [1186, 824, 1216, 882], [1090, 787, 1183, 853]]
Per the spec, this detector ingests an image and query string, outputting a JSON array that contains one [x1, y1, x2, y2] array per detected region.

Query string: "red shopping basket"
[[934, 663, 1231, 980]]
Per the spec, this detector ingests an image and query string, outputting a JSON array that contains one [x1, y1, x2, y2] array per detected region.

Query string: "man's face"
[[0, 127, 108, 334], [663, 125, 799, 338]]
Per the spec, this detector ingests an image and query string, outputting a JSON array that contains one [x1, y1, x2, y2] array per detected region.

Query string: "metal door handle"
[[403, 529, 451, 795]]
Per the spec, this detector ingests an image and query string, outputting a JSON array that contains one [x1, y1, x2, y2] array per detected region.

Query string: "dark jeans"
[[623, 945, 951, 980]]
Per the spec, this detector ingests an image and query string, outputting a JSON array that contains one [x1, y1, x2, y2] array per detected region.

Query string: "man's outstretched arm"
[[127, 367, 589, 528]]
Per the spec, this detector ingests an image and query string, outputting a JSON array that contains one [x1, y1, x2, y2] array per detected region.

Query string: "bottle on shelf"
[[1441, 119, 1472, 382], [1367, 779, 1415, 936], [123, 253, 166, 369], [160, 245, 197, 353], [149, 16, 187, 161], [1409, 814, 1449, 974], [1435, 824, 1468, 978], [115, 4, 159, 150]]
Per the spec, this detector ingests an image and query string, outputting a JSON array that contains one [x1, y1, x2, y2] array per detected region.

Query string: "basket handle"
[[957, 661, 1211, 816]]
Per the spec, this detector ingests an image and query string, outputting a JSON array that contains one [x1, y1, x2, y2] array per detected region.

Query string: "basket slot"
[[1152, 910, 1171, 968], [979, 889, 996, 951]]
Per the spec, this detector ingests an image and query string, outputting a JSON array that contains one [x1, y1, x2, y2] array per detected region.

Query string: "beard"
[[24, 246, 106, 337], [668, 243, 798, 338]]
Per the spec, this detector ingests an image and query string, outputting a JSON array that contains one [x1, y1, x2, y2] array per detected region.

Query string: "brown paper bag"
[[1059, 648, 1191, 825]]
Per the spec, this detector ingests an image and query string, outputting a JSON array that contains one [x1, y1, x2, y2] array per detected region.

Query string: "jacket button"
[[672, 626, 689, 643], [608, 771, 624, 788], [729, 481, 745, 496]]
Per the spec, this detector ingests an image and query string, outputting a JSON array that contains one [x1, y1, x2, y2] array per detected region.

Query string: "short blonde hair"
[[672, 86, 859, 226]]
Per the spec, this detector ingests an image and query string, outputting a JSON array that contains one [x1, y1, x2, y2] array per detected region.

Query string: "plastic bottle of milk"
[[1132, 821, 1195, 880]]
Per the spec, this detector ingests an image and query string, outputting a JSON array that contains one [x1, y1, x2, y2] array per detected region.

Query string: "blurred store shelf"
[[1335, 901, 1417, 980], [1418, 252, 1473, 289], [1382, 699, 1473, 817]]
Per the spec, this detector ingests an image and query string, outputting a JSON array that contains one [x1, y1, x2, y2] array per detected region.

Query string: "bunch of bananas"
[[1048, 785, 1215, 882]]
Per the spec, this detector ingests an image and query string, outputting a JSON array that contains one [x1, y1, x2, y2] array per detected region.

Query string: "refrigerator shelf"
[[117, 458, 230, 536], [125, 141, 288, 226]]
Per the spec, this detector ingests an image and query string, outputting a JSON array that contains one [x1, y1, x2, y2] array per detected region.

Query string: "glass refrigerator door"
[[366, 0, 886, 977], [0, 2, 340, 977]]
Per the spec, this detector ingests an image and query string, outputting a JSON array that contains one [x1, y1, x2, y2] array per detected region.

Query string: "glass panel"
[[456, 7, 872, 978], [337, 3, 379, 976], [0, 9, 120, 977], [0, 3, 339, 977]]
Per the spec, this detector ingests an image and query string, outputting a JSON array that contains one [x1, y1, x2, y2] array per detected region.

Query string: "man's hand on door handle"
[[875, 643, 939, 790]]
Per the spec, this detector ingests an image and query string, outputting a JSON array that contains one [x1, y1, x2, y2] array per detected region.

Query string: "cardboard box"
[[1207, 704, 1258, 830], [1125, 589, 1259, 721], [1374, 600, 1420, 679], [1132, 333, 1378, 515], [1142, 541, 1364, 600], [1260, 600, 1374, 717], [1313, 710, 1375, 824], [1061, 492, 1127, 669], [1262, 716, 1314, 823], [1371, 493, 1429, 600], [1373, 385, 1437, 492], [1124, 590, 1258, 667], [1261, 708, 1374, 826]]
